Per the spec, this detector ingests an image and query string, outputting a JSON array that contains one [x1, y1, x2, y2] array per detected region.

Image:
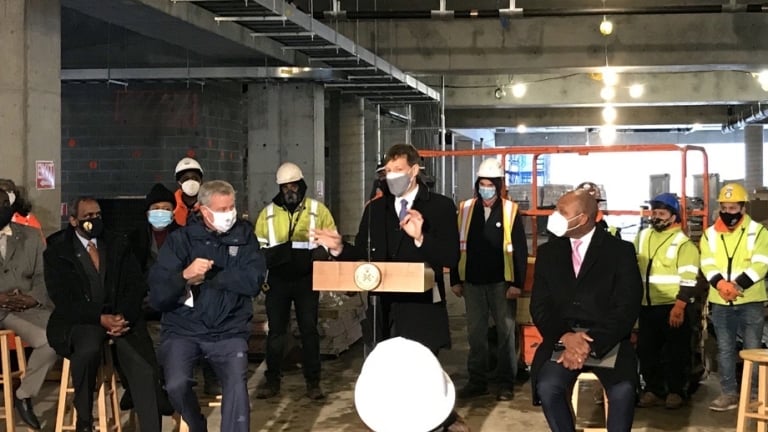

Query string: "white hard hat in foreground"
[[354, 337, 455, 432]]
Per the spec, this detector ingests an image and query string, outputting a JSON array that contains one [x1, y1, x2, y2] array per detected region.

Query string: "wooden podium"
[[312, 261, 435, 293]]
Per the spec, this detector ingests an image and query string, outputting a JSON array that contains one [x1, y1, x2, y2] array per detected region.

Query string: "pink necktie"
[[572, 239, 583, 275]]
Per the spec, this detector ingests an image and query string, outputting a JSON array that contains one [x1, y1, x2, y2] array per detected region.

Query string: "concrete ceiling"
[[60, 0, 768, 133]]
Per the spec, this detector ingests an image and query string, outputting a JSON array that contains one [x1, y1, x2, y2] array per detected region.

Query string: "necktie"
[[87, 241, 100, 271], [398, 199, 409, 221], [571, 239, 583, 275]]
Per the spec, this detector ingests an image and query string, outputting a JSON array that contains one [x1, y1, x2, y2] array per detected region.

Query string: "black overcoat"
[[530, 227, 643, 404], [44, 227, 155, 360], [339, 184, 460, 352]]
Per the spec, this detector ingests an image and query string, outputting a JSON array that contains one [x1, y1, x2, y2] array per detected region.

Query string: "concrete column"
[[337, 96, 365, 237], [0, 0, 61, 234], [247, 83, 325, 217], [744, 125, 764, 194]]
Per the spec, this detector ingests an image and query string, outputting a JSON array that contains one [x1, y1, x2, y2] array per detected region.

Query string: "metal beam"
[[489, 129, 753, 146], [443, 71, 768, 108], [62, 0, 306, 66], [60, 67, 347, 81], [332, 14, 768, 74], [250, 0, 440, 101], [446, 106, 732, 128]]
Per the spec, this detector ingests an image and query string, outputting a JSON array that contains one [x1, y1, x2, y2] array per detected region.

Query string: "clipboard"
[[550, 343, 619, 369]]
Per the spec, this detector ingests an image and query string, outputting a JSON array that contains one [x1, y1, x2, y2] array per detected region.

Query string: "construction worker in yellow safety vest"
[[701, 183, 768, 412], [577, 181, 621, 237], [450, 158, 528, 402], [634, 193, 700, 410], [254, 162, 337, 401]]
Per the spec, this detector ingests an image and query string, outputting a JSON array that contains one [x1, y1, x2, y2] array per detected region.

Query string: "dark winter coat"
[[338, 184, 460, 352]]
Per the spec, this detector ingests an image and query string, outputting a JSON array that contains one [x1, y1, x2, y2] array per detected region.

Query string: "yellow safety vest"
[[700, 215, 768, 305], [457, 198, 517, 283], [635, 226, 699, 306], [255, 198, 335, 249]]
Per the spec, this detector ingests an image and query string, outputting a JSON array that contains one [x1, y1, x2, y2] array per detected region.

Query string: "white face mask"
[[6, 191, 15, 207], [205, 207, 237, 233], [547, 211, 584, 237], [181, 180, 201, 197]]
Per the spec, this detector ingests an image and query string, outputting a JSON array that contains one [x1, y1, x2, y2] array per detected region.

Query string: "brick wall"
[[61, 82, 246, 226]]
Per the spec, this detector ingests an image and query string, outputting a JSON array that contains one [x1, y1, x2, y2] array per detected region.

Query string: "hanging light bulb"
[[629, 84, 644, 98], [517, 124, 528, 133], [600, 86, 616, 101], [511, 83, 527, 98], [758, 71, 768, 91], [602, 68, 619, 86], [600, 16, 614, 35], [599, 125, 617, 145], [602, 105, 617, 123]]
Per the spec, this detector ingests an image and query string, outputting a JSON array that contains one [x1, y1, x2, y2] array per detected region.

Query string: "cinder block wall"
[[60, 82, 246, 222]]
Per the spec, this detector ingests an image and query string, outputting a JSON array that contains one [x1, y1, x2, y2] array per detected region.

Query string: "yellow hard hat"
[[717, 183, 748, 203]]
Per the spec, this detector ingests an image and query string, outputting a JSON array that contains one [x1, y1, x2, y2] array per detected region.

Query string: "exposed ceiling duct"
[[60, 67, 347, 83], [317, 4, 768, 20], [721, 103, 768, 133], [183, 0, 440, 104]]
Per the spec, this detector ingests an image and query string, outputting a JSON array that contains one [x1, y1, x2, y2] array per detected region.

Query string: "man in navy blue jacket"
[[149, 180, 265, 432]]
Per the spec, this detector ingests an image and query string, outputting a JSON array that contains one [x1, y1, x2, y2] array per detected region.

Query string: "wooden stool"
[[0, 330, 34, 432], [571, 372, 608, 432], [55, 344, 122, 432], [736, 349, 768, 432], [178, 395, 222, 432]]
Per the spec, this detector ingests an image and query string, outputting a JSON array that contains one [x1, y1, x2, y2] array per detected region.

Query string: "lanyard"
[[720, 227, 746, 280]]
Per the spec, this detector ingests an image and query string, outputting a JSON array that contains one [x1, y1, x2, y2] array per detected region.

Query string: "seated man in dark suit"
[[44, 196, 163, 432], [530, 190, 642, 432]]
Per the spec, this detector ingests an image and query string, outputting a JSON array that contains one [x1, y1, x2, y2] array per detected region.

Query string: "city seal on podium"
[[354, 262, 382, 291]]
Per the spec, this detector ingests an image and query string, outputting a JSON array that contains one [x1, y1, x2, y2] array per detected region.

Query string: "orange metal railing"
[[419, 144, 710, 252]]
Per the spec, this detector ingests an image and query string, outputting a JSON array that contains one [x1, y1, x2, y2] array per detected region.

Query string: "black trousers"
[[264, 274, 321, 384], [68, 325, 161, 432], [637, 304, 692, 396]]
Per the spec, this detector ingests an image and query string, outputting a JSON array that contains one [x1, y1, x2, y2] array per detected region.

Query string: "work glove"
[[716, 280, 740, 302], [668, 299, 687, 328]]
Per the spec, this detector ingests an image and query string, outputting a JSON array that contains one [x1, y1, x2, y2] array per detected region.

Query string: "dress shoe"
[[306, 382, 326, 400], [445, 413, 471, 432], [255, 381, 280, 399], [496, 388, 514, 401], [14, 395, 41, 429], [457, 383, 488, 399]]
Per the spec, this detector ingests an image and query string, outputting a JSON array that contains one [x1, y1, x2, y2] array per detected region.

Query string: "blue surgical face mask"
[[147, 209, 173, 229], [478, 186, 496, 200]]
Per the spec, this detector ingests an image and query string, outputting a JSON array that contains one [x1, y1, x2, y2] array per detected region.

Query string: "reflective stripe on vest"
[[705, 220, 760, 269], [638, 229, 690, 305], [457, 198, 518, 282], [265, 199, 318, 249]]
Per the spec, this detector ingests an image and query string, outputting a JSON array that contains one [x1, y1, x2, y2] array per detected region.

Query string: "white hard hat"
[[276, 162, 304, 184], [354, 337, 455, 432], [174, 157, 204, 176], [477, 158, 504, 178]]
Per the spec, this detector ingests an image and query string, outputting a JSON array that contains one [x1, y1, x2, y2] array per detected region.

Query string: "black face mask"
[[650, 218, 672, 232], [77, 217, 104, 239], [719, 211, 743, 228], [0, 206, 12, 228]]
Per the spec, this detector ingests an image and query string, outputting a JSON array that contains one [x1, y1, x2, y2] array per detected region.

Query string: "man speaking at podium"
[[313, 143, 460, 355]]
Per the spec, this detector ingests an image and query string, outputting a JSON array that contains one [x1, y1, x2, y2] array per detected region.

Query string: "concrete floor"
[[22, 293, 743, 431]]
